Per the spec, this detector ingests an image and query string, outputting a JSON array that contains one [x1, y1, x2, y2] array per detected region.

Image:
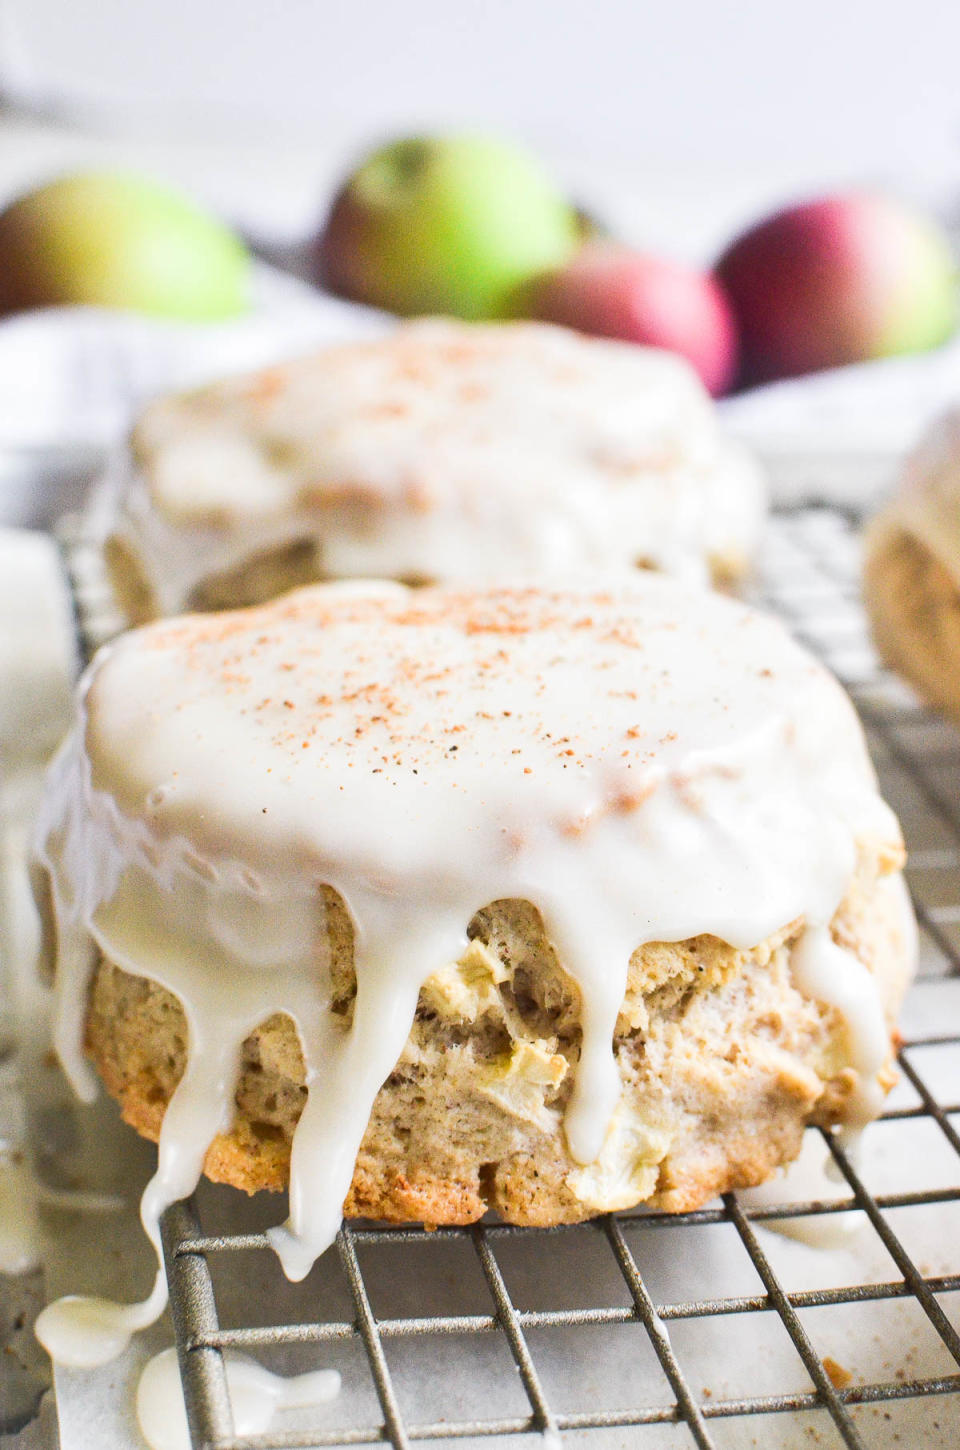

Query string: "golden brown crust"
[[102, 533, 156, 629], [864, 524, 960, 721], [104, 533, 327, 627], [82, 864, 912, 1228]]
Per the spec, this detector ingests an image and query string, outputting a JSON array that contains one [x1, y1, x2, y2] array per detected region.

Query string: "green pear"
[[318, 135, 580, 320], [0, 171, 250, 320]]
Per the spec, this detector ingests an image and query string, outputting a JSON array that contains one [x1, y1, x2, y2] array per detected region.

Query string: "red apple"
[[524, 243, 739, 396], [715, 192, 958, 386]]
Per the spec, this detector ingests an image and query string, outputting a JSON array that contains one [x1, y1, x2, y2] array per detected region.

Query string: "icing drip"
[[790, 926, 890, 1125], [137, 1346, 339, 1450], [32, 577, 906, 1360]]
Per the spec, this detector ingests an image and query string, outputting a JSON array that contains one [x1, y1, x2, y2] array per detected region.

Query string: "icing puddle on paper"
[[137, 1347, 339, 1450], [29, 577, 907, 1367]]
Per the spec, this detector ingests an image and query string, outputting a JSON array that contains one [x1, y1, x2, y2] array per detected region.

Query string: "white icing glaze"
[[749, 873, 917, 1250], [790, 926, 889, 1126], [35, 1277, 166, 1368], [868, 406, 960, 584], [137, 1346, 339, 1450], [97, 320, 766, 615], [33, 574, 904, 1359]]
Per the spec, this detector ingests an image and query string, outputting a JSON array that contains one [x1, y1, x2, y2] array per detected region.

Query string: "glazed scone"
[[96, 319, 765, 624], [865, 408, 960, 721], [34, 575, 911, 1296]]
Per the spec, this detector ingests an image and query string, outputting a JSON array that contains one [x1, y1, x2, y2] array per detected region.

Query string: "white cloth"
[[0, 265, 389, 453], [720, 337, 960, 464]]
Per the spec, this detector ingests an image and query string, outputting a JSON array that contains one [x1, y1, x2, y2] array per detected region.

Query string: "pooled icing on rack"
[[136, 1346, 339, 1450], [33, 574, 904, 1362], [100, 320, 765, 614]]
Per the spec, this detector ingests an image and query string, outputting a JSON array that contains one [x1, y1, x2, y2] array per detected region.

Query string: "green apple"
[[318, 135, 580, 320], [0, 171, 251, 320]]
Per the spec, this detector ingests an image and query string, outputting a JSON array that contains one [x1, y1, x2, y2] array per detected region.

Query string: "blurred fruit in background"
[[716, 192, 958, 387], [317, 134, 580, 319], [0, 138, 951, 402], [525, 243, 738, 396], [573, 205, 610, 243], [0, 171, 251, 320]]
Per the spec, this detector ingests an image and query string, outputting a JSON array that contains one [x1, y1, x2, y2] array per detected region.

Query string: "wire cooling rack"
[[153, 505, 960, 1450]]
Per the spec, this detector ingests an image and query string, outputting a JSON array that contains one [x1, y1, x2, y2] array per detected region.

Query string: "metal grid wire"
[[156, 504, 960, 1450]]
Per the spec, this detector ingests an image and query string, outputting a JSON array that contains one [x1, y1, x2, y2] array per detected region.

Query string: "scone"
[[33, 575, 911, 1284], [97, 319, 765, 624], [864, 408, 960, 721]]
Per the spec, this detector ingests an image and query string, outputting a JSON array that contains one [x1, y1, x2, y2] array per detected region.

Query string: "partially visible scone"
[[865, 409, 960, 721], [96, 319, 765, 624], [34, 575, 910, 1278]]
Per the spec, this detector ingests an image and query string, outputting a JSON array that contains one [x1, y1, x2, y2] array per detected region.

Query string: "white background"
[[3, 0, 958, 173], [3, 0, 960, 256], [1, 0, 960, 478]]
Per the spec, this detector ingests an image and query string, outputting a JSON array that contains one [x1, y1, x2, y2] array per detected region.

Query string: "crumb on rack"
[[822, 1355, 852, 1389]]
